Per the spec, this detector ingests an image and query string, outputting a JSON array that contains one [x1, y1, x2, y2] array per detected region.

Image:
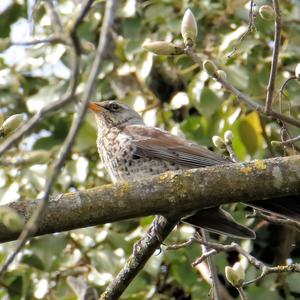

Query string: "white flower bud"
[[143, 41, 183, 56], [212, 136, 226, 149], [259, 5, 274, 21], [0, 114, 24, 137], [225, 262, 245, 287], [203, 60, 218, 76], [217, 70, 227, 80], [181, 9, 198, 47], [80, 41, 95, 54], [224, 130, 233, 144], [271, 140, 281, 147]]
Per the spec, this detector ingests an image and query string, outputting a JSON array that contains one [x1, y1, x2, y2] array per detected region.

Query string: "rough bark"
[[1, 155, 299, 243]]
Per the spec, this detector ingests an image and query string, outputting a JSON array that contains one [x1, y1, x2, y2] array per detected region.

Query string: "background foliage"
[[0, 0, 300, 299]]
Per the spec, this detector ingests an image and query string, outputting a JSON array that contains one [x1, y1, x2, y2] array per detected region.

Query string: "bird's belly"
[[110, 157, 181, 182], [97, 136, 181, 183]]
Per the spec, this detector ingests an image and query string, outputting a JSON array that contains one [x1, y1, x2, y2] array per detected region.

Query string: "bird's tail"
[[182, 207, 256, 239], [249, 196, 300, 222]]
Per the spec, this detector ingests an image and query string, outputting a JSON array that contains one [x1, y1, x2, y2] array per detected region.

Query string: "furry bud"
[[224, 130, 233, 144], [203, 60, 218, 76], [143, 41, 183, 56], [181, 9, 198, 47], [212, 136, 226, 149], [0, 114, 24, 137], [217, 70, 227, 80], [225, 262, 245, 287], [259, 5, 274, 21]]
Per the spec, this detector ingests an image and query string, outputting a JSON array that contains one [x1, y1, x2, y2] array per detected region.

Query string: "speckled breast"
[[97, 128, 181, 183]]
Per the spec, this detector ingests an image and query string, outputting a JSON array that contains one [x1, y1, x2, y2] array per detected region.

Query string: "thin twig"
[[243, 264, 300, 286], [281, 134, 300, 145], [72, 0, 95, 31], [280, 122, 297, 155], [70, 0, 95, 53], [167, 237, 300, 287], [227, 0, 257, 59], [185, 48, 300, 128], [237, 287, 248, 300], [248, 210, 300, 232], [279, 76, 297, 113], [100, 216, 179, 300], [199, 229, 221, 300], [265, 0, 281, 114], [259, 115, 275, 156], [11, 35, 67, 46], [214, 71, 262, 109], [268, 110, 300, 128], [44, 0, 64, 33], [225, 142, 239, 163]]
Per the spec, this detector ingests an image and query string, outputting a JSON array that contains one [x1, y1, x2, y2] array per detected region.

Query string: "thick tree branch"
[[0, 156, 299, 243]]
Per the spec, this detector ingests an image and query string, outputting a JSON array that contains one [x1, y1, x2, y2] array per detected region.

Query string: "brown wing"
[[124, 125, 229, 168]]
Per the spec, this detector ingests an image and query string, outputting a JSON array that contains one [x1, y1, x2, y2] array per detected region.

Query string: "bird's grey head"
[[88, 100, 144, 129]]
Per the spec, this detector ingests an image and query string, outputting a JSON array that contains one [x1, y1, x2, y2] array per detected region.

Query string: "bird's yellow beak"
[[88, 102, 104, 112]]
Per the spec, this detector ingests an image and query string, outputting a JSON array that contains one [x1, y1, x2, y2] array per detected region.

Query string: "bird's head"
[[88, 100, 144, 129]]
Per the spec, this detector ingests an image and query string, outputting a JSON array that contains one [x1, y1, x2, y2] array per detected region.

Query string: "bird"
[[88, 100, 300, 239]]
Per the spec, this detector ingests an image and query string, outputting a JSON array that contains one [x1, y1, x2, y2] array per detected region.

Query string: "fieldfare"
[[88, 100, 300, 239]]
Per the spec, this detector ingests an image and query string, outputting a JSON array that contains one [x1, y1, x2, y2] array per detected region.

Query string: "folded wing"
[[124, 125, 228, 168]]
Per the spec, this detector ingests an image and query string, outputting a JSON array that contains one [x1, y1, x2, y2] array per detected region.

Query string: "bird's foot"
[[132, 216, 164, 256]]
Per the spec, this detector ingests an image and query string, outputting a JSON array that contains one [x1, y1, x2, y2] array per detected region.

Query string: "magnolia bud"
[[203, 60, 218, 76], [80, 41, 95, 54], [224, 130, 233, 144], [181, 9, 198, 47], [217, 70, 227, 80], [23, 150, 50, 165], [271, 140, 282, 147], [225, 262, 245, 287], [0, 207, 24, 232], [295, 63, 300, 80], [0, 114, 24, 137], [212, 136, 226, 149], [259, 5, 274, 21], [143, 41, 183, 56]]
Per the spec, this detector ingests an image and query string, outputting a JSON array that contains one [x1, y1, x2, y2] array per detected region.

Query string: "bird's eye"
[[108, 103, 120, 111]]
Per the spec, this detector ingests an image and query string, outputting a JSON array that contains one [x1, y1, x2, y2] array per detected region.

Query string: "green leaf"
[[238, 112, 263, 156], [75, 120, 97, 151], [122, 18, 142, 39], [28, 234, 68, 271], [226, 65, 249, 90], [22, 254, 44, 270], [33, 136, 63, 150], [238, 118, 258, 155], [287, 273, 300, 293], [198, 87, 221, 117]]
